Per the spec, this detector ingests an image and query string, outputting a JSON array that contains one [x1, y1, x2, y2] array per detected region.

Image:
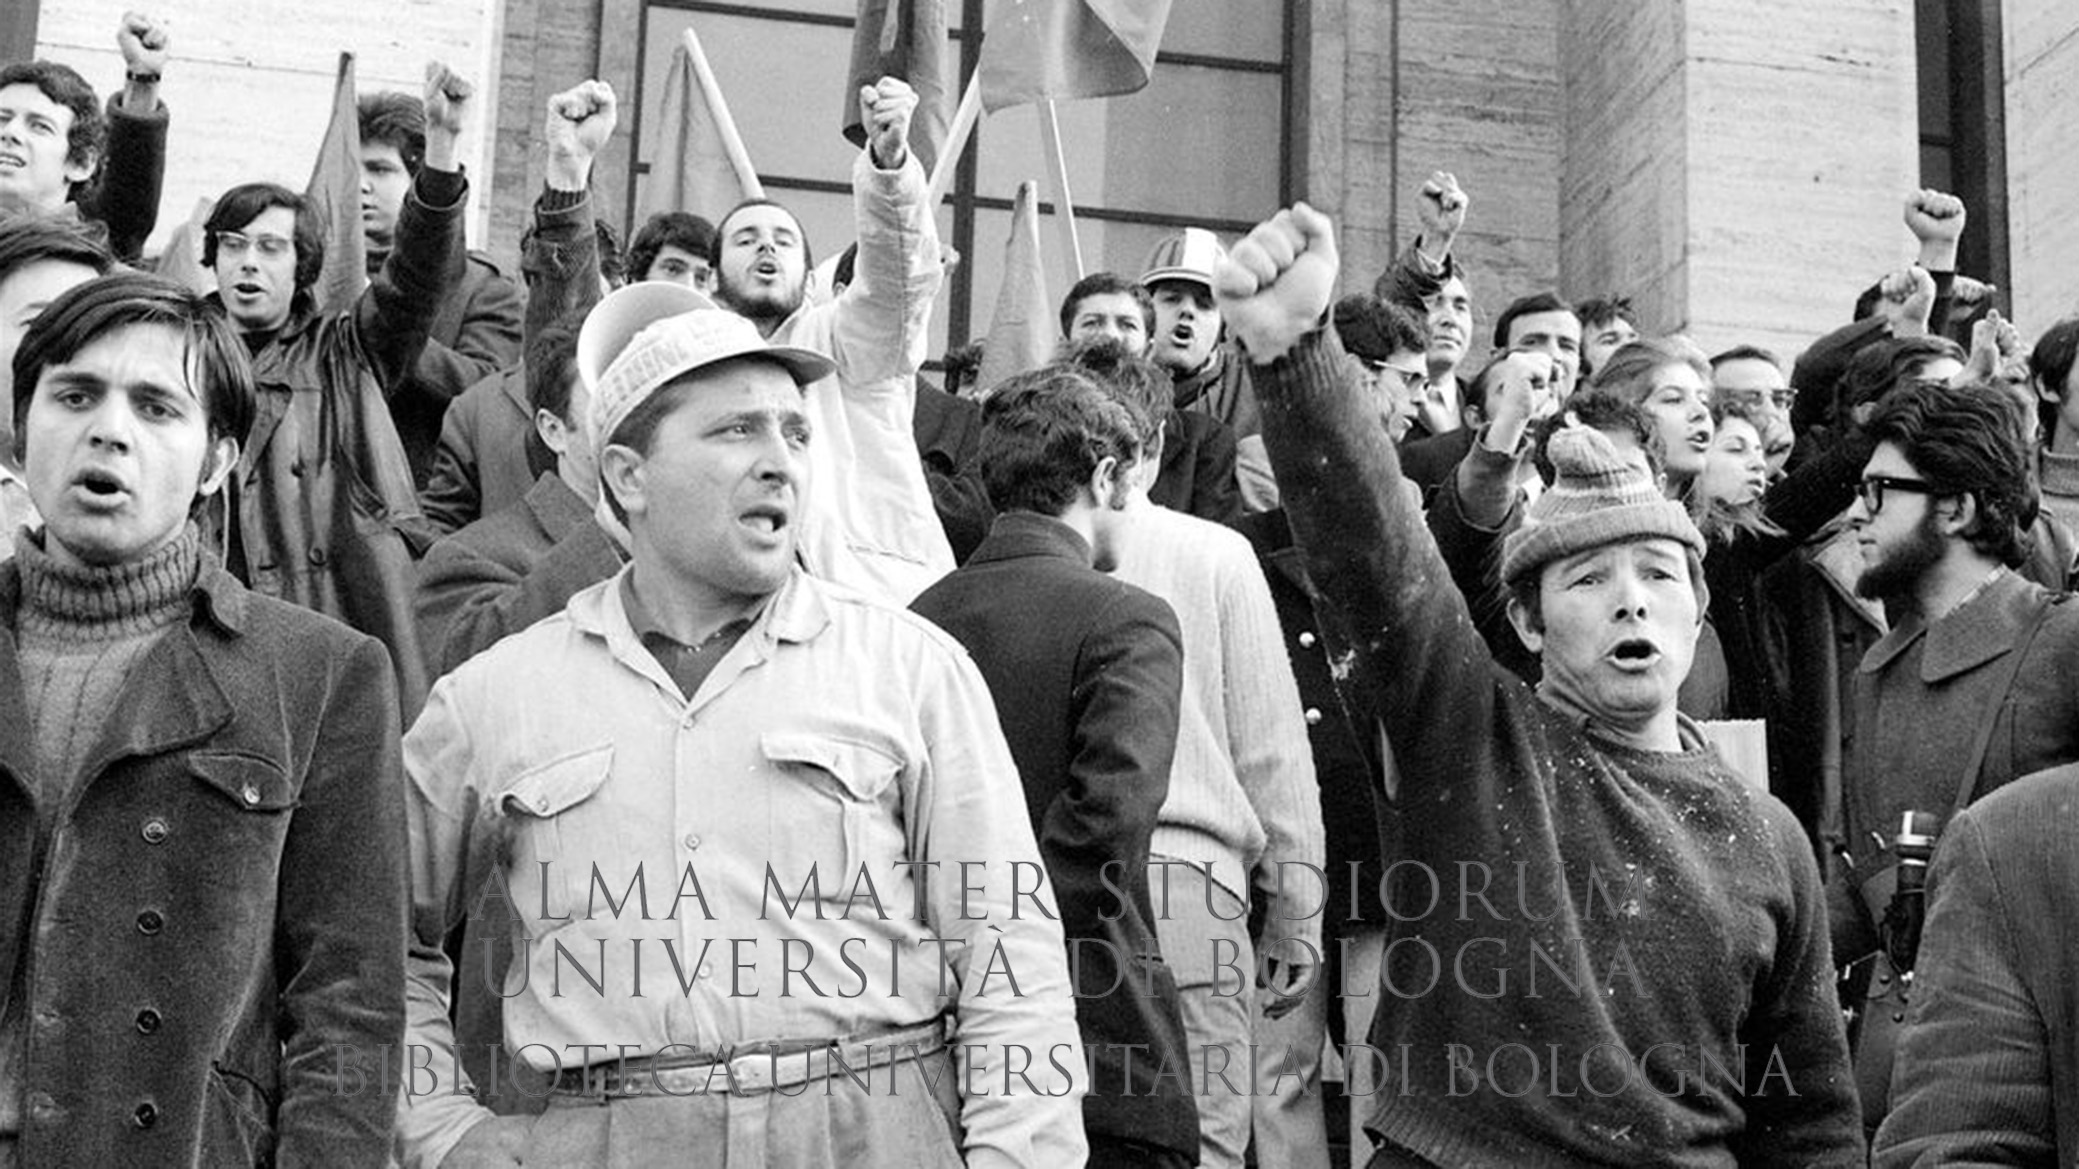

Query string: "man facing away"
[[911, 368, 1199, 1168], [0, 272, 408, 1166], [399, 285, 1083, 1168]]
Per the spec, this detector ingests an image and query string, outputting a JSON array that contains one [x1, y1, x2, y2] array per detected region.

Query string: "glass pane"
[[711, 0, 860, 20], [971, 61, 1280, 223], [953, 208, 1191, 355], [975, 0, 1282, 64], [640, 9, 893, 186]]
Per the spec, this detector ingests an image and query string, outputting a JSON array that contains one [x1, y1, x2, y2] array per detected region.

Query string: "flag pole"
[[1036, 100, 1083, 281], [925, 69, 982, 208], [681, 27, 765, 199]]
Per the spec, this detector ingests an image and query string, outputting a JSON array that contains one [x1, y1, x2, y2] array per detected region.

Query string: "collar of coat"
[[0, 553, 253, 803], [963, 511, 1093, 569], [1860, 566, 2045, 682]]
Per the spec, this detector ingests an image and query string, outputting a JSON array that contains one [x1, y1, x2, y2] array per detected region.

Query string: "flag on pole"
[[153, 195, 218, 294], [304, 51, 366, 316], [977, 0, 1173, 112], [641, 27, 764, 223], [843, 0, 950, 176], [975, 181, 1053, 398]]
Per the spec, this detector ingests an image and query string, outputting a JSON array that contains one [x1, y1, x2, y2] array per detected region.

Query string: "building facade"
[[14, 0, 2078, 366]]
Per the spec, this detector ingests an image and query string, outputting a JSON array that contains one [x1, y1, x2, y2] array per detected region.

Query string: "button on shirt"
[[399, 566, 1085, 1168]]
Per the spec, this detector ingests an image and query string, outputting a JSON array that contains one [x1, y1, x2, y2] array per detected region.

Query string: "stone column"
[[2003, 0, 2079, 328], [1559, 0, 1918, 360], [1305, 0, 1561, 356]]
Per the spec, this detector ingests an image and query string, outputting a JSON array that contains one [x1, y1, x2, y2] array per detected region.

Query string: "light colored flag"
[[975, 181, 1053, 398], [641, 28, 763, 223], [152, 195, 216, 294], [977, 0, 1173, 112], [303, 52, 366, 316], [843, 0, 950, 175]]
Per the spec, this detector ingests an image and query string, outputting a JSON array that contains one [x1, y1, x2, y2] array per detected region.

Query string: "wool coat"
[[910, 512, 1200, 1160], [0, 560, 407, 1166], [1874, 763, 2079, 1167]]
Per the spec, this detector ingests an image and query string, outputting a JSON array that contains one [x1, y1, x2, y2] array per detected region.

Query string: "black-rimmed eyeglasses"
[[1857, 475, 1944, 513]]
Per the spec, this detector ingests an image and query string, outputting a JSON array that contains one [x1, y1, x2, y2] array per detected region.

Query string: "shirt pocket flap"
[[760, 732, 901, 802], [190, 752, 297, 812], [499, 743, 615, 819]]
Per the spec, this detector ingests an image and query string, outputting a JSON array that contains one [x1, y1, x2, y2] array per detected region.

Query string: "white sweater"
[[1111, 503, 1325, 950]]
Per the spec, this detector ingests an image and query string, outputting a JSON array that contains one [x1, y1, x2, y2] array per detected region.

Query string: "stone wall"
[[37, 0, 501, 262], [2003, 0, 2079, 329]]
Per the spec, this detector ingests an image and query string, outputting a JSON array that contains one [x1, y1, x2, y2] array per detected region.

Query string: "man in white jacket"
[[708, 76, 952, 603]]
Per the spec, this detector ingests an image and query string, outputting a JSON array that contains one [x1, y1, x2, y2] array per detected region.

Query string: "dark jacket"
[[1237, 509, 1389, 925], [414, 472, 621, 678], [913, 380, 992, 563], [221, 165, 467, 719], [1873, 764, 2079, 1168], [419, 189, 601, 536], [77, 93, 168, 263], [1149, 409, 1243, 527], [382, 250, 525, 489], [1395, 426, 1475, 502], [1835, 569, 2079, 960], [418, 365, 550, 537], [909, 513, 1199, 1158], [0, 560, 407, 1167]]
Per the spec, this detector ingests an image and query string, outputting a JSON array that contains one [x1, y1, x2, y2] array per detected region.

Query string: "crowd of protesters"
[[0, 10, 2073, 1169]]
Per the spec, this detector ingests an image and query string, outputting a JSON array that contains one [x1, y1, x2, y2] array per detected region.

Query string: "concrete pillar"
[[1305, 0, 1561, 355], [2002, 0, 2079, 328], [1559, 0, 1918, 360]]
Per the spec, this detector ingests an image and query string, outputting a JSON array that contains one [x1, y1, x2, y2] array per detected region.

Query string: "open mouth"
[[739, 504, 789, 536], [231, 280, 265, 297], [1606, 638, 1661, 669], [73, 467, 130, 501], [0, 154, 23, 170]]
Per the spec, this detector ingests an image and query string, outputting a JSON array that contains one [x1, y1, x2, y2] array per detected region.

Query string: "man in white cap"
[[1141, 227, 1272, 512], [706, 76, 951, 602], [396, 287, 1086, 1168]]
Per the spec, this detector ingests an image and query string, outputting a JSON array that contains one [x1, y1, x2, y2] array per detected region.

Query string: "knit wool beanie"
[[1500, 425, 1704, 584]]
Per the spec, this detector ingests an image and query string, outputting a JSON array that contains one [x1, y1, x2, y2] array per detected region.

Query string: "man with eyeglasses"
[[1832, 377, 2079, 1132], [200, 61, 475, 715]]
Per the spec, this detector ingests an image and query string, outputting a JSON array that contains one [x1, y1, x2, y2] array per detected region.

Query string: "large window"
[[629, 0, 1296, 358], [1916, 0, 2007, 297]]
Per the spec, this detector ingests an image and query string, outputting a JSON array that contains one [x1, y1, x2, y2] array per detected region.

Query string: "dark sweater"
[[1253, 328, 1863, 1167]]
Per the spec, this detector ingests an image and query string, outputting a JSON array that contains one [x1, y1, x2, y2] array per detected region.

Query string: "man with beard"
[[704, 76, 951, 601], [1833, 378, 2079, 1024]]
